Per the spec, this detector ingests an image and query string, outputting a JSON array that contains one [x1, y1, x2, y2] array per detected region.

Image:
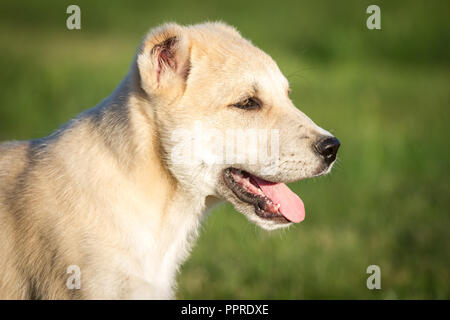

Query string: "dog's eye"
[[231, 97, 261, 110]]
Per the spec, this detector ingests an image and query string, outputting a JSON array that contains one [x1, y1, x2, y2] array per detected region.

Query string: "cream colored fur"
[[0, 22, 335, 299]]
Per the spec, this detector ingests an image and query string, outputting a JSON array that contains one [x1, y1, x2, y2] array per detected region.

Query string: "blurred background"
[[0, 0, 448, 299]]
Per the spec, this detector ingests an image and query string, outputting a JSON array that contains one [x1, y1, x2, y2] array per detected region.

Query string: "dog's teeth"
[[275, 203, 281, 210]]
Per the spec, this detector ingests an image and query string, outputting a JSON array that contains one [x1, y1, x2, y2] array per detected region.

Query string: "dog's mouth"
[[223, 168, 305, 224]]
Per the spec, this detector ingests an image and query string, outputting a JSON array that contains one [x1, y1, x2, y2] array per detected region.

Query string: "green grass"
[[0, 0, 449, 299]]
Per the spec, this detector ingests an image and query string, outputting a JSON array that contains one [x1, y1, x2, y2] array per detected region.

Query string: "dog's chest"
[[100, 191, 205, 299]]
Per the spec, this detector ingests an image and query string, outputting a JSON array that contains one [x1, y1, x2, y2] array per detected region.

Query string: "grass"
[[0, 0, 448, 299]]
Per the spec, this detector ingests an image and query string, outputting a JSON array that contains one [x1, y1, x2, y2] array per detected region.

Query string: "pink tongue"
[[253, 177, 305, 223]]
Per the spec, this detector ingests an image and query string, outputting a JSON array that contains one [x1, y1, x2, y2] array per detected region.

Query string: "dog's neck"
[[72, 69, 217, 298]]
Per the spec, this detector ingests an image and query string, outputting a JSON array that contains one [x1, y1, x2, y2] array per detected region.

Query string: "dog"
[[0, 22, 340, 299]]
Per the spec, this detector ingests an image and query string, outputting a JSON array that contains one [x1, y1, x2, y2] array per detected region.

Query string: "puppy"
[[0, 22, 339, 299]]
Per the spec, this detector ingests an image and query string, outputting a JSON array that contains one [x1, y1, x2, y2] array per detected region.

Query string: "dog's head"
[[136, 22, 340, 230]]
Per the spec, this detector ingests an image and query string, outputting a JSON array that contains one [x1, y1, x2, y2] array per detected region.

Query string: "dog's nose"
[[313, 136, 340, 165]]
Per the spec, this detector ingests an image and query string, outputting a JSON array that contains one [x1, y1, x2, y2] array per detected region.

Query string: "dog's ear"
[[137, 23, 190, 98]]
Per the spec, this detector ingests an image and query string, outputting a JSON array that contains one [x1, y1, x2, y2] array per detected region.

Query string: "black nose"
[[313, 136, 340, 165]]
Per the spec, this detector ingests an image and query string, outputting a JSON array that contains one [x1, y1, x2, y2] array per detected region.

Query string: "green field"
[[0, 1, 448, 299]]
